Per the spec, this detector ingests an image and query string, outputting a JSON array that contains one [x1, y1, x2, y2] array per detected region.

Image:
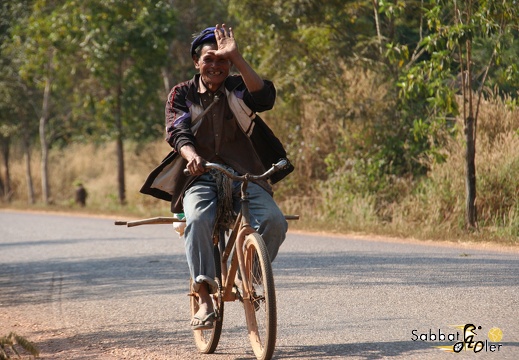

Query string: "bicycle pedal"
[[233, 285, 244, 302]]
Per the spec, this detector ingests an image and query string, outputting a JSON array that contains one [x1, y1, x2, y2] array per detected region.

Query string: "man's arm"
[[165, 84, 207, 176], [212, 24, 265, 93], [229, 50, 264, 93], [165, 84, 195, 150]]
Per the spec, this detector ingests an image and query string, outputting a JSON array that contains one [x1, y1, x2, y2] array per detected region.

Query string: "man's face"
[[194, 43, 231, 92]]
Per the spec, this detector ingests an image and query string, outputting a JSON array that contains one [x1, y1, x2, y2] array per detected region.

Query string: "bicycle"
[[115, 159, 297, 360]]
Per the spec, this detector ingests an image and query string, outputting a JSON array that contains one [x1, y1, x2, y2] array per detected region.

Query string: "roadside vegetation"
[[4, 90, 519, 245], [1, 1, 519, 246], [0, 332, 39, 360]]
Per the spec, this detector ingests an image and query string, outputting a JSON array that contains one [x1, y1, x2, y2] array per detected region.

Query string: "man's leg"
[[241, 182, 288, 262], [183, 173, 218, 327]]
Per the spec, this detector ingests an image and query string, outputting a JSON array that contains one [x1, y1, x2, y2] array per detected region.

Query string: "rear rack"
[[115, 215, 299, 228]]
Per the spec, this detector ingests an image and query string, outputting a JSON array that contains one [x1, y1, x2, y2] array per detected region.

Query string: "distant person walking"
[[75, 183, 88, 207]]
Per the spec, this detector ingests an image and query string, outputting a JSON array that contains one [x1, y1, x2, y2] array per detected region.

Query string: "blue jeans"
[[183, 172, 287, 292]]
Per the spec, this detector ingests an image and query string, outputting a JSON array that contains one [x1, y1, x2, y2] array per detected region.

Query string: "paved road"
[[1, 210, 518, 359]]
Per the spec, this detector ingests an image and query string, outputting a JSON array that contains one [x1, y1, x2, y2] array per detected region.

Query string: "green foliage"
[[72, 0, 176, 143], [0, 1, 38, 145], [5, 0, 176, 145], [0, 332, 39, 360], [2, 0, 519, 240], [229, 0, 455, 195], [229, 0, 376, 93], [165, 0, 228, 84], [395, 0, 519, 228]]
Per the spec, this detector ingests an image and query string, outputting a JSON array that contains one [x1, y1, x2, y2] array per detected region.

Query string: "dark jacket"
[[140, 74, 293, 213]]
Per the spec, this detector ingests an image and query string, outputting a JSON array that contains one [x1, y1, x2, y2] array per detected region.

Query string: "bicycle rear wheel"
[[242, 232, 277, 360], [190, 245, 224, 353]]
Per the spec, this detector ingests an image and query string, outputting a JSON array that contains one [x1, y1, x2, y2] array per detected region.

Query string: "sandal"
[[191, 312, 215, 330]]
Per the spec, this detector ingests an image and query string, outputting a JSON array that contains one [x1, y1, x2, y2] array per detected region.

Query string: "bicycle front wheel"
[[242, 232, 277, 360]]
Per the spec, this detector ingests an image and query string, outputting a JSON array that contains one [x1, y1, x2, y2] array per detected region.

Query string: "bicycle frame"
[[191, 161, 287, 304], [218, 179, 256, 303]]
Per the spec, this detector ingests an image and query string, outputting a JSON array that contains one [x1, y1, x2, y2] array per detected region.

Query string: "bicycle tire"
[[190, 244, 224, 354], [242, 232, 277, 360]]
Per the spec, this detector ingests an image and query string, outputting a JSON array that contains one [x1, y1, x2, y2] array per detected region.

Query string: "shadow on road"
[[276, 341, 519, 359], [274, 251, 519, 288], [0, 253, 190, 307]]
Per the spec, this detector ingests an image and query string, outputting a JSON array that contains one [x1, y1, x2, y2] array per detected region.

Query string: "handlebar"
[[183, 159, 289, 182]]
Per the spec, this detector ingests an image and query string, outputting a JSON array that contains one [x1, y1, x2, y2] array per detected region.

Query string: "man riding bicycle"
[[141, 24, 293, 330]]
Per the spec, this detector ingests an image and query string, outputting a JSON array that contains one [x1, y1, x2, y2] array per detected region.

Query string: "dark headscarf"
[[190, 27, 216, 57]]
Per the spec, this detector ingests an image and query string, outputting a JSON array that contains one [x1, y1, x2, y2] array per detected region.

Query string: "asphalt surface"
[[1, 210, 518, 359]]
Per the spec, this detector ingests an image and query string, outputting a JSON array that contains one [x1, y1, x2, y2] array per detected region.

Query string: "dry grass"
[[5, 140, 172, 217], [2, 76, 519, 245], [390, 95, 519, 244]]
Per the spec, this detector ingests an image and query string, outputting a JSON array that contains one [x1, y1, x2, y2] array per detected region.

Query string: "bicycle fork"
[[221, 180, 256, 302]]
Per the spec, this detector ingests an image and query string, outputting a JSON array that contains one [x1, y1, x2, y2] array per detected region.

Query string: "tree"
[[76, 0, 176, 204], [9, 0, 79, 205], [393, 0, 519, 229], [9, 0, 176, 205], [0, 0, 38, 203]]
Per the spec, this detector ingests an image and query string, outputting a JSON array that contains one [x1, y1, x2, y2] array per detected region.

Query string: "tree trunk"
[[116, 136, 125, 205], [372, 0, 383, 55], [1, 137, 12, 202], [0, 172, 4, 199], [465, 115, 477, 229], [23, 136, 35, 204], [40, 51, 53, 205], [463, 28, 477, 230], [115, 62, 126, 205]]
